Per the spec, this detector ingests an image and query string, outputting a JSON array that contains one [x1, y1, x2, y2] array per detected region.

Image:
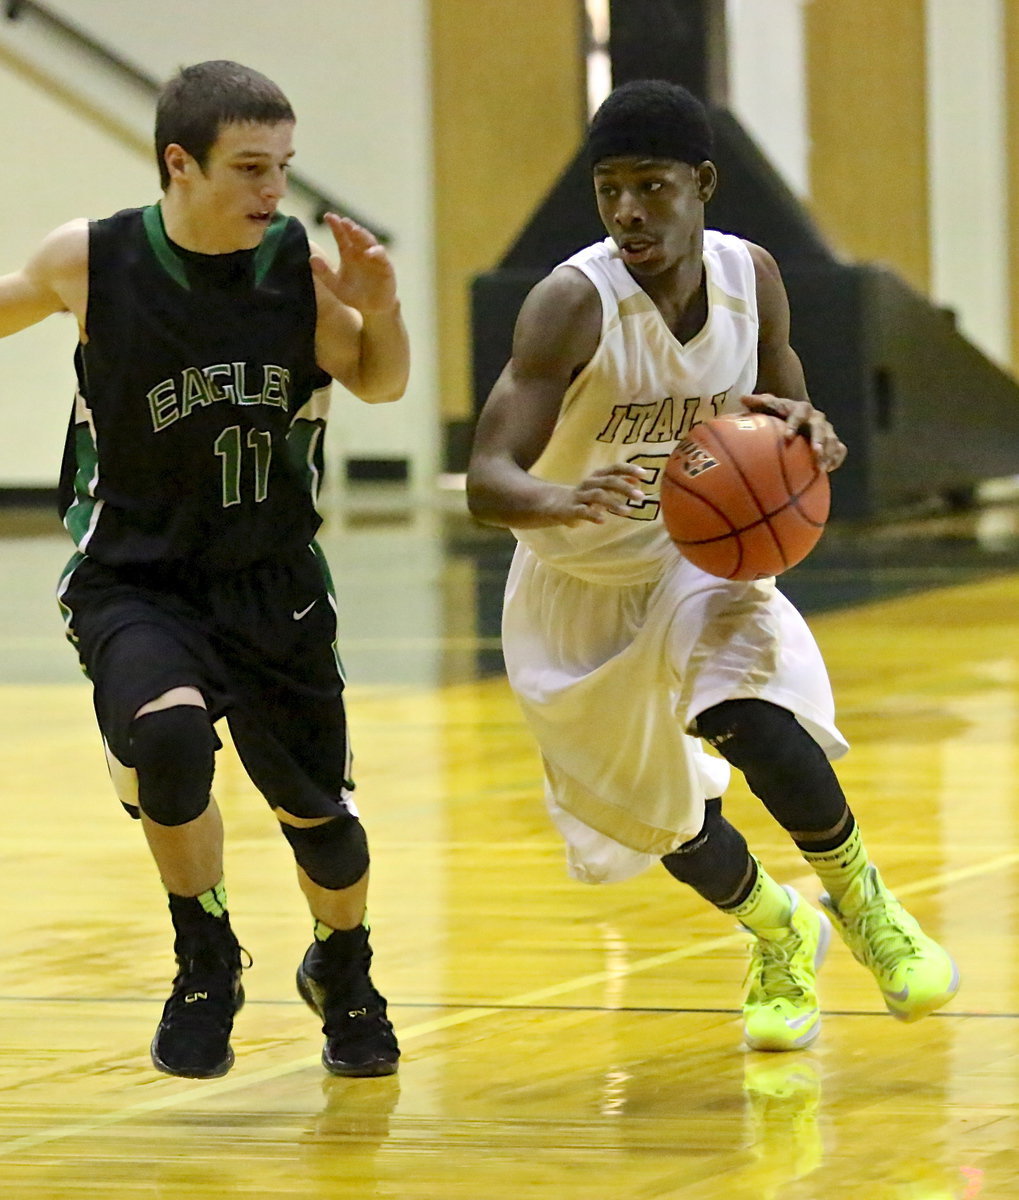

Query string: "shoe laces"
[[158, 914, 249, 1042], [167, 941, 250, 1006], [308, 945, 387, 1027], [174, 940, 251, 977], [850, 891, 923, 975], [746, 928, 811, 1002]]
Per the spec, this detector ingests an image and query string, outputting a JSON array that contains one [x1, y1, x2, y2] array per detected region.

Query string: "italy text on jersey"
[[595, 389, 730, 447]]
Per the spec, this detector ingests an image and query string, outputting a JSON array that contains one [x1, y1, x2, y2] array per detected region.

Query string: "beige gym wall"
[[1007, 0, 1019, 369], [429, 0, 586, 441]]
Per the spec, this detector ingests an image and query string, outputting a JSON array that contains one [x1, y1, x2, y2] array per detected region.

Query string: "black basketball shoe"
[[151, 913, 246, 1079], [296, 925, 400, 1076]]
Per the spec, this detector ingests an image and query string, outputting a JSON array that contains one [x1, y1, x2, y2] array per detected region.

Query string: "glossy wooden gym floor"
[[2, 487, 1019, 1199]]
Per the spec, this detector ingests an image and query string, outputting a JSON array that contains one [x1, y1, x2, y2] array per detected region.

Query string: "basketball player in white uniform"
[[467, 79, 957, 1051]]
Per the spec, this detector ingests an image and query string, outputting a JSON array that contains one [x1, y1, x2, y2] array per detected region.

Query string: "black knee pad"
[[661, 798, 756, 908], [281, 813, 369, 890], [129, 705, 216, 827], [695, 699, 846, 835]]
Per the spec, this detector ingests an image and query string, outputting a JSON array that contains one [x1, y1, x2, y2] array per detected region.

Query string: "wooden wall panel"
[[804, 0, 930, 295], [430, 0, 586, 428]]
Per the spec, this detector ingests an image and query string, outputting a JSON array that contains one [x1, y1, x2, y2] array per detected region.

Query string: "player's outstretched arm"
[[311, 213, 409, 404], [745, 240, 846, 471], [0, 220, 88, 339], [466, 268, 649, 530]]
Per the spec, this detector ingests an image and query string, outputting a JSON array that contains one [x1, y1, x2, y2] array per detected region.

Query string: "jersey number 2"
[[214, 426, 272, 507], [622, 453, 668, 521]]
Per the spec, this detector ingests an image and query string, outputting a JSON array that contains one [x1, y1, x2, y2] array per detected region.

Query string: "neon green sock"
[[801, 823, 868, 905], [314, 916, 369, 942], [728, 860, 792, 935], [195, 880, 228, 919]]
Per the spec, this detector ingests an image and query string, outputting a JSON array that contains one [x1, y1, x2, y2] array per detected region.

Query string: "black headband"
[[586, 81, 713, 168], [587, 119, 712, 168]]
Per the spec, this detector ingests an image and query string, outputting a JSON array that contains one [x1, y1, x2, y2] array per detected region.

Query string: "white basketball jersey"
[[515, 230, 759, 584]]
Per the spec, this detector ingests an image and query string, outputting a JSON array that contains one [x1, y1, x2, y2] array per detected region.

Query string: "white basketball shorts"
[[502, 543, 847, 884]]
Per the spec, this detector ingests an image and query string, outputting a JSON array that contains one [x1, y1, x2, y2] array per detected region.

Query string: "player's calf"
[[280, 815, 399, 1074]]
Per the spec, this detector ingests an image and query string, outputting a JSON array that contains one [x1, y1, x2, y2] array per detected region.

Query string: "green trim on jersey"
[[142, 205, 291, 290], [142, 204, 189, 289], [63, 422, 101, 549], [55, 550, 87, 658], [309, 540, 346, 683], [253, 214, 289, 285], [286, 419, 324, 504]]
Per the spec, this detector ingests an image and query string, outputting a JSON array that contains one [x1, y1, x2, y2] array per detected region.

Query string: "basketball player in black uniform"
[[0, 61, 409, 1078]]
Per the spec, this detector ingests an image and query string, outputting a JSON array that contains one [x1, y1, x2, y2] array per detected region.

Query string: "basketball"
[[660, 411, 830, 581]]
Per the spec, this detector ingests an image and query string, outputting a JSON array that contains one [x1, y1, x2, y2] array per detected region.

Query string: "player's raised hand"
[[311, 213, 398, 315]]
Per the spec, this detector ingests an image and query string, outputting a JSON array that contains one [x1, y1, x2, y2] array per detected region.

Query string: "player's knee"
[[696, 699, 819, 775], [280, 813, 369, 891], [129, 705, 215, 826], [696, 698, 846, 832], [661, 798, 753, 906]]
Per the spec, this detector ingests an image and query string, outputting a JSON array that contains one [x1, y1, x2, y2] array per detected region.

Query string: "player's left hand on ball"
[[743, 393, 847, 472], [311, 213, 398, 315]]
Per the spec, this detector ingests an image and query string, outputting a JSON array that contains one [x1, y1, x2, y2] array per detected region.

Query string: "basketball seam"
[[773, 420, 821, 498], [662, 421, 827, 548], [660, 473, 742, 532], [771, 421, 829, 529], [659, 473, 744, 573], [665, 473, 828, 545], [701, 419, 789, 567], [772, 422, 827, 535], [668, 487, 828, 546]]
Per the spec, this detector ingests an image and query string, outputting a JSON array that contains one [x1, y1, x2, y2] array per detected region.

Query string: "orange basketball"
[[660, 411, 830, 580]]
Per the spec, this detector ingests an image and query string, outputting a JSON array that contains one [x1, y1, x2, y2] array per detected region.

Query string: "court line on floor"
[[2, 849, 1014, 1158]]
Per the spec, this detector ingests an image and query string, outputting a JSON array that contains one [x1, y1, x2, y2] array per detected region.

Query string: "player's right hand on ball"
[[563, 464, 653, 525]]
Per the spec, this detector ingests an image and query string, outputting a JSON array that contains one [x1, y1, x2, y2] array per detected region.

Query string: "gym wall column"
[[1006, 0, 1019, 372], [804, 0, 930, 297], [429, 0, 586, 469]]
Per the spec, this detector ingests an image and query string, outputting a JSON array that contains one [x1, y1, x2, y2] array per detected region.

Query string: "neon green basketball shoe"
[[820, 865, 959, 1022], [742, 887, 831, 1052]]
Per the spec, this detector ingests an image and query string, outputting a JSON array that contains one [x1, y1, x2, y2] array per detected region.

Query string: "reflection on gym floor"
[[2, 481, 1019, 1199]]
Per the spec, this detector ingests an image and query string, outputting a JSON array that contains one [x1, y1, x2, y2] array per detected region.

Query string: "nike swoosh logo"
[[785, 1013, 814, 1029], [292, 600, 318, 620], [884, 984, 910, 1003]]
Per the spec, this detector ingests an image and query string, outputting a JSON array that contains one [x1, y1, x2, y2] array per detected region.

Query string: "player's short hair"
[[155, 60, 295, 189], [587, 79, 713, 169]]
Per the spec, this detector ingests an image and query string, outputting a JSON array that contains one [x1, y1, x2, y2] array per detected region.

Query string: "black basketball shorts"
[[57, 544, 354, 821]]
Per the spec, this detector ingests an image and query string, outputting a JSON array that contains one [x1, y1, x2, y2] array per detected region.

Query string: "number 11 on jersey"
[[214, 425, 272, 507]]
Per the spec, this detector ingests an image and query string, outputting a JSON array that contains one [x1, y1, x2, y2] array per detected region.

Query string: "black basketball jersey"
[[58, 205, 333, 569]]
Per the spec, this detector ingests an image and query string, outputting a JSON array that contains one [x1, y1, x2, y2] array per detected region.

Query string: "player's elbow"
[[356, 381, 406, 405], [466, 493, 506, 528], [465, 472, 493, 523], [465, 468, 511, 528], [335, 363, 408, 404]]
